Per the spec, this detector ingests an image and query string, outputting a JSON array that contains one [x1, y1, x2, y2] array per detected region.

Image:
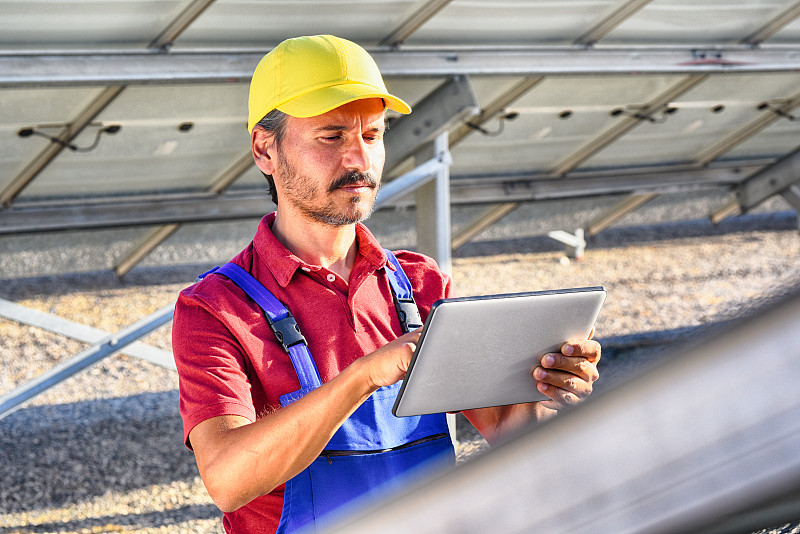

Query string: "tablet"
[[392, 286, 606, 417]]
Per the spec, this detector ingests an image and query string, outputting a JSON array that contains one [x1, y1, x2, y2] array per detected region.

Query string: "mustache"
[[328, 171, 378, 193]]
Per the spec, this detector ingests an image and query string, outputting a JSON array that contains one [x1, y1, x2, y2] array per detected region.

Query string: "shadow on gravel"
[[454, 211, 798, 258], [0, 390, 198, 515]]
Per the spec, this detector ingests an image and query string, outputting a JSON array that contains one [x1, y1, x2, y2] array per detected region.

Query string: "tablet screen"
[[392, 286, 606, 417]]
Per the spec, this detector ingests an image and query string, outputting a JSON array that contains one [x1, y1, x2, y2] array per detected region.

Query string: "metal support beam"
[[384, 75, 478, 172], [148, 0, 218, 49], [3, 47, 800, 87], [319, 290, 800, 534], [696, 89, 800, 166], [0, 303, 174, 421], [376, 152, 452, 209], [113, 223, 181, 278], [741, 1, 800, 44], [737, 145, 800, 211], [712, 147, 800, 225], [710, 199, 743, 225], [0, 162, 759, 235], [574, 0, 654, 45], [585, 193, 658, 237], [414, 132, 453, 274], [378, 0, 454, 47], [781, 184, 800, 215], [452, 203, 520, 251], [0, 297, 174, 370]]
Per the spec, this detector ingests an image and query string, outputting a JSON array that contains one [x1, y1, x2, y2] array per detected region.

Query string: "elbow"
[[203, 473, 248, 513], [200, 462, 277, 514]]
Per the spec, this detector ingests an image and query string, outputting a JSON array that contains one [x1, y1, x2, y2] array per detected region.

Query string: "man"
[[172, 34, 601, 534]]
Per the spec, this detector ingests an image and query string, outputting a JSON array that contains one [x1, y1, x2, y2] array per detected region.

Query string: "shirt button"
[[301, 267, 311, 272], [326, 273, 336, 282]]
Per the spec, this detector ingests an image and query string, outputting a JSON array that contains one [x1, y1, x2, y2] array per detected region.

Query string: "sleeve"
[[172, 286, 258, 449]]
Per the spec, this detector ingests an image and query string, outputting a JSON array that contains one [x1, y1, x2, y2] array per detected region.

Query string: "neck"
[[272, 208, 358, 281]]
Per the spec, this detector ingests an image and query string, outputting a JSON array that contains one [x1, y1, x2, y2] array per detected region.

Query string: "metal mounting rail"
[[0, 303, 174, 420]]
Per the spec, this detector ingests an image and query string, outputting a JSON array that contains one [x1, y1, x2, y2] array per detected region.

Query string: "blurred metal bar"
[[574, 0, 654, 45], [414, 132, 452, 274], [113, 223, 181, 278], [741, 1, 800, 44], [710, 199, 743, 225], [0, 297, 175, 370], [781, 184, 800, 214], [585, 193, 657, 237], [451, 203, 519, 251], [0, 162, 759, 235], [695, 89, 800, 166], [3, 47, 800, 86], [320, 290, 800, 534], [0, 304, 175, 421], [148, 0, 218, 49], [378, 0, 454, 47], [376, 151, 452, 208], [737, 145, 800, 210], [0, 192, 272, 233]]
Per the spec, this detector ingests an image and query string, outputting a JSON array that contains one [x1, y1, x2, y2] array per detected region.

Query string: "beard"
[[277, 154, 380, 227]]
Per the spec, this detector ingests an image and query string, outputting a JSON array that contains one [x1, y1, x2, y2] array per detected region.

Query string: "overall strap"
[[201, 263, 322, 406], [383, 249, 423, 333]]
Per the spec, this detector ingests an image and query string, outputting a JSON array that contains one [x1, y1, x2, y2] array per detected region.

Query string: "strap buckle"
[[267, 312, 307, 353], [394, 297, 423, 333]]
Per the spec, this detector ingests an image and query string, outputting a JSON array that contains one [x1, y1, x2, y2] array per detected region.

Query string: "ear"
[[251, 126, 277, 175]]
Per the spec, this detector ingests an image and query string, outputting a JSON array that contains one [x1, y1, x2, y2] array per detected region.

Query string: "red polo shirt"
[[172, 212, 452, 533]]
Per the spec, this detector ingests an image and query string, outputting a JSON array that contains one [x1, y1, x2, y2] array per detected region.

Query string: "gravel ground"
[[1, 204, 800, 534]]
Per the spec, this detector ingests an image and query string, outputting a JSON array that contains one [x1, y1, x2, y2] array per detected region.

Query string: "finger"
[[536, 381, 582, 411], [533, 366, 594, 399], [540, 352, 599, 383], [560, 339, 601, 363]]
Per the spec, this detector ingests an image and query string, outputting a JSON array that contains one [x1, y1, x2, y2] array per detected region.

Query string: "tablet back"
[[392, 287, 606, 417]]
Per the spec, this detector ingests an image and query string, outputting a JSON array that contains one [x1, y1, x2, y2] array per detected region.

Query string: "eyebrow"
[[313, 122, 385, 134]]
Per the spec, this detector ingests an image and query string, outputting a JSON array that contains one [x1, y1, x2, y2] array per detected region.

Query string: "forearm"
[[196, 357, 377, 512]]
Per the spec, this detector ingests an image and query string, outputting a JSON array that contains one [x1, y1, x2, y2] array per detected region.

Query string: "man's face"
[[269, 98, 387, 227]]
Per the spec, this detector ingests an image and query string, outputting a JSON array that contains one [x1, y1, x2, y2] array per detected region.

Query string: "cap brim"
[[276, 83, 411, 118]]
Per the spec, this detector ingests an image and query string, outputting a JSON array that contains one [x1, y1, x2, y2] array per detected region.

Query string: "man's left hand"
[[533, 338, 601, 411]]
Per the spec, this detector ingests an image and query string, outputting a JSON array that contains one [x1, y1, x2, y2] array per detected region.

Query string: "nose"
[[342, 136, 372, 172]]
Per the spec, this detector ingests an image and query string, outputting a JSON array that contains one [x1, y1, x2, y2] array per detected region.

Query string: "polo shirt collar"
[[253, 212, 390, 287]]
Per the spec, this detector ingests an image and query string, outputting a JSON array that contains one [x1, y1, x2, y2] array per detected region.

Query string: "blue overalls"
[[203, 250, 455, 533]]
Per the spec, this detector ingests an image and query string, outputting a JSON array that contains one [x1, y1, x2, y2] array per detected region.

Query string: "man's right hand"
[[361, 330, 421, 389]]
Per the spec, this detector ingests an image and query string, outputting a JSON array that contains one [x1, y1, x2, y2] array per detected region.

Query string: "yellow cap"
[[247, 34, 412, 132]]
